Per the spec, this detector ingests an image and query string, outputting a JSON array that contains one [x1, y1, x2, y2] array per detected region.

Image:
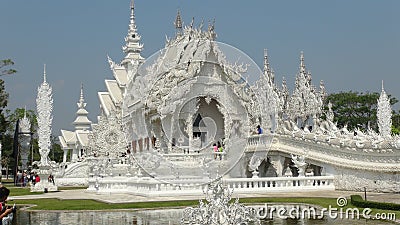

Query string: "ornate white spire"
[[263, 49, 273, 85], [300, 51, 306, 74], [280, 76, 289, 112], [254, 50, 280, 131], [19, 106, 31, 133], [377, 80, 392, 138], [78, 83, 85, 107], [73, 83, 92, 131], [43, 64, 47, 83], [287, 51, 322, 126], [174, 9, 183, 36], [36, 64, 53, 166], [121, 0, 144, 65]]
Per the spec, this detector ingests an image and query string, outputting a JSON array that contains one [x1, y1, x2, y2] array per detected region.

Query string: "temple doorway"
[[192, 97, 225, 150]]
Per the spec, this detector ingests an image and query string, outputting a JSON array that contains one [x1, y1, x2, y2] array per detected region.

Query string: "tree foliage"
[[0, 79, 8, 133], [0, 58, 15, 133], [0, 59, 17, 76], [392, 110, 400, 135], [324, 91, 398, 131]]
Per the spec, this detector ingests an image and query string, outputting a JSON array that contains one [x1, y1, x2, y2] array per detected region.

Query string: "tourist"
[[213, 143, 218, 159], [0, 186, 14, 221], [35, 174, 40, 184], [257, 125, 263, 135], [48, 174, 55, 185], [16, 171, 22, 187], [217, 142, 223, 160], [31, 172, 36, 186], [23, 171, 28, 187]]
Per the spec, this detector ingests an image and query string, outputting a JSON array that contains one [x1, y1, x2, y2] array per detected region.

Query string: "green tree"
[[0, 59, 17, 76], [51, 136, 64, 163], [324, 91, 398, 131], [392, 110, 400, 135], [0, 79, 9, 133]]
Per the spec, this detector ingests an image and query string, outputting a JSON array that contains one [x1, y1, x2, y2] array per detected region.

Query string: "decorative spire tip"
[[43, 64, 47, 83]]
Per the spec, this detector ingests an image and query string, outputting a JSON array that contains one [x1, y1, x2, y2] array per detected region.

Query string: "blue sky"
[[1, 0, 399, 135]]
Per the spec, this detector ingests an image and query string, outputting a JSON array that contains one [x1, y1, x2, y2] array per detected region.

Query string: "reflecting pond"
[[13, 208, 397, 225]]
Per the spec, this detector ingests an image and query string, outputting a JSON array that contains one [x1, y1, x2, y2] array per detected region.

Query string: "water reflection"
[[14, 208, 396, 225]]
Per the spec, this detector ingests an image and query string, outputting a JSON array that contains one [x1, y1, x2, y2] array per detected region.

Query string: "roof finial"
[[43, 64, 47, 83], [130, 0, 135, 25], [77, 83, 87, 109], [80, 82, 84, 103], [300, 51, 306, 74], [175, 10, 183, 29], [381, 80, 384, 91], [174, 9, 183, 36], [207, 19, 216, 40], [263, 49, 271, 76], [190, 17, 194, 29]]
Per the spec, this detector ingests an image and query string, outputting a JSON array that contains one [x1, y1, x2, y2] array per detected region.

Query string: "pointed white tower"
[[174, 9, 183, 36], [377, 80, 392, 138], [72, 83, 92, 131], [121, 0, 144, 65], [36, 64, 53, 166], [300, 51, 306, 75], [263, 49, 274, 85], [19, 106, 31, 133], [19, 106, 31, 171]]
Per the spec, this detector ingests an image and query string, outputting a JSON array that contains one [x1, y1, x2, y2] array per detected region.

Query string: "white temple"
[[56, 1, 400, 193]]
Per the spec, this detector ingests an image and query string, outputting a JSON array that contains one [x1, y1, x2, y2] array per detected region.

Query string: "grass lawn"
[[9, 196, 400, 220], [1, 182, 87, 196]]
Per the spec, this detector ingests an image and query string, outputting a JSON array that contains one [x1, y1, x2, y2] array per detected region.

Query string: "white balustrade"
[[246, 134, 273, 151], [89, 175, 334, 195]]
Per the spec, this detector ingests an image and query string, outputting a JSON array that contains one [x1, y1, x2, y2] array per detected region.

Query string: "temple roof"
[[98, 92, 117, 116], [105, 79, 123, 104], [76, 130, 90, 147], [60, 130, 76, 145]]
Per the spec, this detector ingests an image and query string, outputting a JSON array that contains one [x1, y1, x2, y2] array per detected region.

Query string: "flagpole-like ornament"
[[181, 180, 260, 225], [36, 64, 53, 166]]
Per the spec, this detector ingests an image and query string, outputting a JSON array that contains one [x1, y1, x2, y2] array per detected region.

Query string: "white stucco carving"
[[36, 65, 53, 166], [377, 81, 392, 138]]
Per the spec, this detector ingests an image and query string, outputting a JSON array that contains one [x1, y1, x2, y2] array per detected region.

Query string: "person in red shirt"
[[35, 174, 40, 183]]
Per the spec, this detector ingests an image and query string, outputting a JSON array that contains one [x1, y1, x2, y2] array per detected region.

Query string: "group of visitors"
[[213, 141, 224, 160], [16, 171, 41, 187]]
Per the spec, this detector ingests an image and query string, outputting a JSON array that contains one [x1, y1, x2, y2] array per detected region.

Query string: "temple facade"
[[56, 1, 400, 193]]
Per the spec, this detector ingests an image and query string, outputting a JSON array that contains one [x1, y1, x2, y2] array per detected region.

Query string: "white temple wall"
[[71, 148, 79, 162], [334, 168, 400, 193]]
